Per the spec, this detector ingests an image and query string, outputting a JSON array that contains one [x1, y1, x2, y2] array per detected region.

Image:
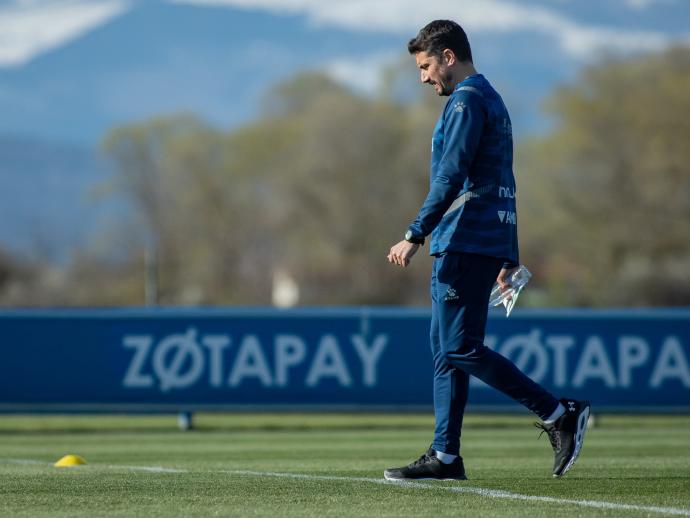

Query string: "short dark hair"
[[407, 20, 473, 63]]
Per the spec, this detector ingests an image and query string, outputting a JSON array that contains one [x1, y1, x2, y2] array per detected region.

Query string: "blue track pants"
[[430, 252, 559, 456]]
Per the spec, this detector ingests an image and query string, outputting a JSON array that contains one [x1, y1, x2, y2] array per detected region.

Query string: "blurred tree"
[[83, 46, 690, 308], [5, 47, 687, 308], [0, 248, 52, 306], [517, 46, 690, 306], [0, 248, 29, 302], [255, 73, 436, 304], [102, 115, 261, 304], [99, 72, 441, 306]]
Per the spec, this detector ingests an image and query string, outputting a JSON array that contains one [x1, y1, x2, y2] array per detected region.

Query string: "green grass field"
[[1, 413, 689, 517]]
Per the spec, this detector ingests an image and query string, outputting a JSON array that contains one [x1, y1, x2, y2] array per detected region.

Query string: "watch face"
[[405, 230, 412, 240]]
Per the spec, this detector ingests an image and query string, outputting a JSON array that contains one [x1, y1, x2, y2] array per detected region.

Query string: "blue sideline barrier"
[[0, 308, 688, 413]]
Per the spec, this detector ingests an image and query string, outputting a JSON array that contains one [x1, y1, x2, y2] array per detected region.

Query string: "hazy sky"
[[1, 0, 688, 68]]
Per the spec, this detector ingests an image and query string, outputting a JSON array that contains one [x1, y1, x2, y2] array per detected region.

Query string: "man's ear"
[[442, 48, 456, 66]]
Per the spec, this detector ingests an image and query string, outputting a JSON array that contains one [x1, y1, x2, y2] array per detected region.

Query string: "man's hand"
[[387, 240, 420, 268], [496, 266, 519, 292]]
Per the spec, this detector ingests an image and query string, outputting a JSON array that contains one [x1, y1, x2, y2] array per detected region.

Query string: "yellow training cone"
[[54, 454, 87, 467]]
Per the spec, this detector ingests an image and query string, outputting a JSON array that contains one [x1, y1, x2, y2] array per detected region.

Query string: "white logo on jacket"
[[497, 211, 517, 224]]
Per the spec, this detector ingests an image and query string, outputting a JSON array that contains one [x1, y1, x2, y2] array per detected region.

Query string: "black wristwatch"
[[404, 230, 425, 245]]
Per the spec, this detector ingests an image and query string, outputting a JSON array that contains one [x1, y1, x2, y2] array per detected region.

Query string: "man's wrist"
[[404, 230, 425, 245]]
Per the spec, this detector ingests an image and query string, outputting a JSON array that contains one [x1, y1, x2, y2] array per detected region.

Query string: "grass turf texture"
[[1, 413, 689, 517]]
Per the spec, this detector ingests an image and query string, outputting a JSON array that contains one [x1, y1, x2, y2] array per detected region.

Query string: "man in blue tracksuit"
[[385, 20, 590, 480]]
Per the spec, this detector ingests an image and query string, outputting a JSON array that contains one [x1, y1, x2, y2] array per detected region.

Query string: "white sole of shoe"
[[555, 402, 591, 478], [383, 474, 467, 481]]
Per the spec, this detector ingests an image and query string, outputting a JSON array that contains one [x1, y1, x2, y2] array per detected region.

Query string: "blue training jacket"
[[407, 74, 519, 267]]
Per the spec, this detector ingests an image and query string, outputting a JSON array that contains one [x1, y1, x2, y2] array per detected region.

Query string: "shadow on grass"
[[1, 414, 686, 435], [0, 421, 535, 435]]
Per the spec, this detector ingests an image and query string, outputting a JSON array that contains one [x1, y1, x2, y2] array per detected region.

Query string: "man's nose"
[[420, 70, 428, 83]]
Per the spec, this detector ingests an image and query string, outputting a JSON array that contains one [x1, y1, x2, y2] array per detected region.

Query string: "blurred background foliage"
[[1, 46, 689, 307]]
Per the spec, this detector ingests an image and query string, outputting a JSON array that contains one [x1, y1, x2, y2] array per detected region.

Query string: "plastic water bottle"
[[489, 265, 531, 317]]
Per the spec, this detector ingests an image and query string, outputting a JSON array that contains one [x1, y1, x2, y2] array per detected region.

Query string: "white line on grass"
[[222, 469, 690, 517], [105, 464, 186, 473], [3, 459, 690, 516]]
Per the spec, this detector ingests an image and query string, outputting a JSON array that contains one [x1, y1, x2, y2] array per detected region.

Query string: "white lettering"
[[545, 335, 575, 387], [202, 335, 231, 388], [152, 328, 204, 392], [228, 335, 272, 387], [123, 335, 154, 388], [306, 335, 352, 387], [124, 327, 688, 396], [572, 336, 617, 388], [274, 335, 306, 387], [618, 336, 649, 388], [351, 334, 388, 387], [650, 337, 690, 388], [497, 210, 516, 224]]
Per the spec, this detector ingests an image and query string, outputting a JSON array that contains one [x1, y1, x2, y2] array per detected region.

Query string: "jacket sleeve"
[[407, 90, 485, 238]]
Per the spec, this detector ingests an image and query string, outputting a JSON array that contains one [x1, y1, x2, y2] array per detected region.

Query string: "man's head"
[[408, 20, 473, 96]]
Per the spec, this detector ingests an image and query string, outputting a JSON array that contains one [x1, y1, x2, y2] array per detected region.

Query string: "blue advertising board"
[[0, 308, 688, 412]]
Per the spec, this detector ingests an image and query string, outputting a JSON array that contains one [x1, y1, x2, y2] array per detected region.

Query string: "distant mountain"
[[0, 135, 116, 259], [0, 1, 399, 145]]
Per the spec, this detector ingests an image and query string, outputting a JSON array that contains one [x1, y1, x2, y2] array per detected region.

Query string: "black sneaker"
[[384, 447, 467, 481], [536, 399, 591, 477]]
